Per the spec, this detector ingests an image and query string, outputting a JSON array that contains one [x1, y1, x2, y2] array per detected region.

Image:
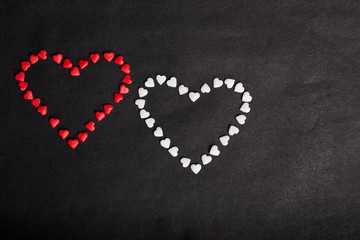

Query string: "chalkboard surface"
[[1, 1, 360, 239]]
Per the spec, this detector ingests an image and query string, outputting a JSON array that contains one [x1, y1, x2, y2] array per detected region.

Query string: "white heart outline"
[[136, 75, 252, 174]]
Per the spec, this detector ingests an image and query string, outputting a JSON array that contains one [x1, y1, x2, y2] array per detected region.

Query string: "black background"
[[1, 0, 360, 239]]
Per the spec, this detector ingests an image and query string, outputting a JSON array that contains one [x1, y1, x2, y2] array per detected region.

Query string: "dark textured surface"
[[1, 0, 360, 239]]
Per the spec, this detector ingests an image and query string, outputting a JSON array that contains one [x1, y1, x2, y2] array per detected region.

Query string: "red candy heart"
[[37, 49, 47, 60], [103, 52, 114, 62], [17, 50, 131, 149], [90, 53, 100, 63], [62, 58, 73, 68], [119, 84, 129, 94], [24, 90, 33, 100], [30, 54, 39, 64], [31, 98, 40, 108], [79, 60, 88, 69], [21, 61, 31, 71], [52, 53, 63, 64], [59, 129, 69, 139], [122, 75, 132, 84], [77, 132, 88, 142], [121, 64, 130, 74], [95, 111, 105, 121], [68, 139, 79, 149], [49, 118, 60, 128], [15, 71, 25, 81], [18, 81, 28, 91], [114, 93, 123, 103], [70, 67, 80, 76], [37, 105, 47, 115], [114, 55, 124, 65], [103, 104, 113, 114], [85, 121, 95, 131]]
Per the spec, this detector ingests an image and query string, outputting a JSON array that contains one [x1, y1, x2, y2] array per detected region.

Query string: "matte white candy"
[[228, 125, 239, 136], [135, 99, 145, 109], [166, 77, 177, 88], [139, 75, 252, 174], [178, 84, 189, 95], [160, 138, 171, 149], [153, 127, 163, 137], [224, 78, 235, 88], [168, 146, 179, 157], [240, 103, 251, 113], [242, 91, 252, 102], [209, 145, 220, 156], [144, 78, 155, 88], [191, 164, 202, 174], [213, 78, 223, 88], [145, 118, 155, 128], [138, 87, 148, 98], [139, 109, 150, 119], [200, 83, 211, 93], [201, 154, 212, 165], [236, 115, 246, 125], [189, 92, 200, 102], [219, 135, 230, 146], [180, 158, 191, 168], [234, 83, 245, 93], [156, 75, 166, 85]]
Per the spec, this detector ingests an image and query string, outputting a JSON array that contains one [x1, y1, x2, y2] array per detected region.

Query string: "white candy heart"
[[144, 78, 155, 88], [234, 82, 245, 93], [139, 109, 150, 119], [228, 125, 239, 136], [178, 84, 189, 95], [209, 145, 220, 156], [224, 78, 235, 88], [139, 75, 252, 174], [138, 87, 148, 98], [240, 103, 251, 113], [153, 127, 163, 137], [201, 154, 212, 165], [156, 75, 166, 85], [168, 146, 179, 157], [213, 78, 223, 88], [180, 158, 191, 168], [166, 77, 177, 88], [160, 138, 171, 149], [236, 115, 246, 125], [200, 83, 211, 93], [219, 135, 230, 146], [145, 118, 155, 128], [135, 99, 145, 109], [242, 91, 252, 102], [191, 164, 202, 174], [189, 92, 200, 102]]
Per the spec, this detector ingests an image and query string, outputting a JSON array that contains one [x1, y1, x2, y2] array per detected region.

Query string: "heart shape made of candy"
[[135, 75, 252, 174], [14, 49, 132, 149]]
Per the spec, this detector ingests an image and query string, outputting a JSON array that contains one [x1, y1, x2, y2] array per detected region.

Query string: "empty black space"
[[1, 1, 360, 239]]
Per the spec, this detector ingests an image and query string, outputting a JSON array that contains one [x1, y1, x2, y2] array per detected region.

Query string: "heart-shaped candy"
[[52, 53, 63, 64], [68, 139, 79, 149], [138, 75, 252, 174], [103, 52, 114, 62], [178, 85, 189, 95], [49, 118, 60, 128], [77, 132, 88, 142], [90, 53, 100, 63], [30, 55, 39, 64], [114, 55, 124, 65], [15, 50, 132, 149]]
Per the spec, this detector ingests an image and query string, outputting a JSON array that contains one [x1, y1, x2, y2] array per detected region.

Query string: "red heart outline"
[[15, 49, 132, 149]]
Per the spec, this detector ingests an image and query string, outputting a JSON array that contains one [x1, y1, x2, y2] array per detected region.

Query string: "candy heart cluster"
[[136, 75, 252, 174], [15, 50, 132, 149]]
